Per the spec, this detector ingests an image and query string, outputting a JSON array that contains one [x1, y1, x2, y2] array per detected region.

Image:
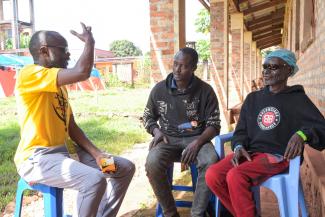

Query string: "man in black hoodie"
[[143, 47, 221, 217], [206, 49, 325, 217]]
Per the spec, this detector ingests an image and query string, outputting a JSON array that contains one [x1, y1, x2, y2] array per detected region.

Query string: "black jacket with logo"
[[143, 73, 221, 137], [232, 85, 325, 155]]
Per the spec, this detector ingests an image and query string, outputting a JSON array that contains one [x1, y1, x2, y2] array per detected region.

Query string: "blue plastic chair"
[[14, 178, 64, 217], [156, 143, 223, 217], [214, 132, 308, 217], [214, 132, 234, 217], [253, 156, 308, 217], [156, 163, 199, 216], [156, 163, 201, 217]]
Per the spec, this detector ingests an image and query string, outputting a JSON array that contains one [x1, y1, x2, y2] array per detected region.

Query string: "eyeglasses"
[[262, 64, 287, 71], [42, 45, 69, 54]]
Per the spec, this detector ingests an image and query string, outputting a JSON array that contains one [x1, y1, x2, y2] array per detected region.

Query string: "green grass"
[[0, 87, 151, 212]]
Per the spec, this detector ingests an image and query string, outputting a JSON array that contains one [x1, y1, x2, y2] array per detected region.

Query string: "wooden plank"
[[253, 32, 282, 41], [230, 0, 240, 12], [257, 37, 282, 47], [198, 0, 210, 12], [258, 39, 282, 49], [252, 23, 283, 35], [246, 8, 285, 26], [238, 0, 248, 4], [247, 18, 283, 31], [243, 0, 286, 15], [256, 35, 282, 46]]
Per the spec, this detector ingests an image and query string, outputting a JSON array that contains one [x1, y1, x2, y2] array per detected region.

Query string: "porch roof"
[[199, 0, 287, 50]]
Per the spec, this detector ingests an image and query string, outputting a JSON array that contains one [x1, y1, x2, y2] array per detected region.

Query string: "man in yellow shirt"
[[14, 23, 135, 217]]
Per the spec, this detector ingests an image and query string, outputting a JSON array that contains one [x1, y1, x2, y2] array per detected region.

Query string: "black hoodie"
[[232, 85, 325, 155], [143, 73, 221, 137]]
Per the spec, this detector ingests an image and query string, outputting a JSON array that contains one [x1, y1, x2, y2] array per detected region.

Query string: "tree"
[[194, 8, 211, 62], [20, 33, 31, 48], [194, 9, 211, 80], [4, 33, 31, 50], [109, 40, 142, 57], [4, 38, 13, 49], [194, 9, 210, 35], [196, 40, 210, 62]]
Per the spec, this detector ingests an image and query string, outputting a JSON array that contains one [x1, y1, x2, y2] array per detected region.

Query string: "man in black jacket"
[[143, 47, 221, 217], [206, 49, 325, 217]]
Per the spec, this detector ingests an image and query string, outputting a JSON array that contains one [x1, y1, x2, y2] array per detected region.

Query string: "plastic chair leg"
[[272, 181, 289, 217], [156, 203, 163, 217], [299, 179, 308, 217], [215, 197, 221, 217], [253, 186, 261, 216], [14, 186, 24, 217]]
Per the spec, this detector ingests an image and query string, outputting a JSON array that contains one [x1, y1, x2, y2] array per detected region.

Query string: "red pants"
[[205, 153, 289, 217]]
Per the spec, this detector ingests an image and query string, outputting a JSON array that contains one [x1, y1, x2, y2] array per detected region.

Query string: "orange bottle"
[[100, 157, 116, 173]]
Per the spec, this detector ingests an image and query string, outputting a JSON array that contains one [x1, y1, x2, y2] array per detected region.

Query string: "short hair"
[[29, 30, 60, 61], [179, 47, 198, 67]]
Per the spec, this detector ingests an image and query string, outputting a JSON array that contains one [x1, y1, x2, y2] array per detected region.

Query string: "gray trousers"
[[17, 145, 135, 217], [145, 135, 218, 217]]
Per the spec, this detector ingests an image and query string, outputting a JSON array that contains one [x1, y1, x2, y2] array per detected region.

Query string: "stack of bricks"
[[149, 0, 175, 82]]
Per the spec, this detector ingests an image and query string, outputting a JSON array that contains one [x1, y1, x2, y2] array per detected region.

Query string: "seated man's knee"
[[129, 161, 136, 176], [113, 157, 135, 179], [205, 165, 225, 188], [84, 174, 107, 193], [122, 158, 136, 177], [226, 168, 243, 186], [197, 150, 218, 168], [145, 151, 163, 176]]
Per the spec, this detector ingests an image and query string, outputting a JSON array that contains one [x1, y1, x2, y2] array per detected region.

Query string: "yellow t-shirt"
[[14, 64, 72, 167]]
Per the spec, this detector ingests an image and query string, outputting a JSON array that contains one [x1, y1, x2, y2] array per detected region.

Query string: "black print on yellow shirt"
[[53, 89, 68, 126]]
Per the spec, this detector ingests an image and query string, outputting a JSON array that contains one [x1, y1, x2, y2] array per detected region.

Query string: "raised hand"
[[231, 146, 252, 167], [70, 22, 95, 43]]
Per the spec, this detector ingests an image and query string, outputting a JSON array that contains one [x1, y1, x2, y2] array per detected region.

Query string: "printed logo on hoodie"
[[257, 106, 280, 130]]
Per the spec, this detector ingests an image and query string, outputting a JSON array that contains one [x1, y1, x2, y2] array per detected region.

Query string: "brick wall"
[[149, 0, 175, 82], [286, 0, 325, 216], [231, 29, 242, 100], [210, 1, 230, 124], [288, 0, 325, 116], [210, 1, 226, 87], [243, 41, 250, 95]]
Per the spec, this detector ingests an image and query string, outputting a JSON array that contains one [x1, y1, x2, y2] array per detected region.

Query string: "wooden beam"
[[252, 23, 283, 36], [259, 41, 282, 50], [198, 0, 210, 12], [246, 8, 285, 26], [259, 40, 282, 49], [247, 18, 283, 31], [253, 32, 282, 41], [256, 35, 282, 46], [253, 29, 281, 39], [257, 38, 282, 48], [230, 0, 240, 12], [243, 0, 286, 15], [238, 0, 248, 4]]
